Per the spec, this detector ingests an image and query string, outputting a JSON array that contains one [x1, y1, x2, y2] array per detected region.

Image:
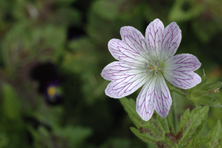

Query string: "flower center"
[[145, 60, 163, 76], [47, 86, 57, 98]]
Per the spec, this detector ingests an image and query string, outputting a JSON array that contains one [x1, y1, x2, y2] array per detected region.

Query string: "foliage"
[[121, 98, 222, 148], [0, 0, 222, 147]]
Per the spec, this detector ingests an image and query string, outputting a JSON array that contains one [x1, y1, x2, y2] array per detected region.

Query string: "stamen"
[[146, 70, 151, 74], [153, 70, 158, 77], [148, 60, 152, 64], [157, 63, 159, 67], [145, 59, 163, 77], [156, 60, 160, 66], [145, 63, 148, 68]]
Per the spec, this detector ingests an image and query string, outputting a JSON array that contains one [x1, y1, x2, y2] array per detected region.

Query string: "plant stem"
[[170, 87, 187, 97], [171, 91, 178, 134]]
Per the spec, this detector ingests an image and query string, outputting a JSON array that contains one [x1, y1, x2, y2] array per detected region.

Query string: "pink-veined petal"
[[120, 26, 148, 55], [161, 22, 181, 60], [136, 76, 155, 121], [145, 18, 164, 59], [136, 75, 172, 121], [101, 61, 148, 98], [108, 27, 148, 66], [154, 75, 172, 118], [164, 54, 201, 89]]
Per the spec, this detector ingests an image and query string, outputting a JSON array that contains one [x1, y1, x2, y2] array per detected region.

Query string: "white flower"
[[101, 19, 201, 121]]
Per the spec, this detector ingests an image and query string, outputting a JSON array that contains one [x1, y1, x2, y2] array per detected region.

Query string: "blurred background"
[[0, 0, 222, 147]]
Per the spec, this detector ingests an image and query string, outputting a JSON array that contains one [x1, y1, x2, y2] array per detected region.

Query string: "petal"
[[101, 61, 148, 98], [120, 26, 148, 55], [136, 76, 155, 121], [108, 27, 148, 66], [136, 75, 172, 121], [145, 18, 164, 59], [161, 22, 181, 59], [164, 54, 202, 89], [154, 75, 172, 118]]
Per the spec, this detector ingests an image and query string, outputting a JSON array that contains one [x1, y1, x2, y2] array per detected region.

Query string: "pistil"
[[145, 60, 163, 76]]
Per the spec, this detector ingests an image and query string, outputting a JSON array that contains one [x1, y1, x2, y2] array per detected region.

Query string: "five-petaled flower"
[[101, 19, 201, 121]]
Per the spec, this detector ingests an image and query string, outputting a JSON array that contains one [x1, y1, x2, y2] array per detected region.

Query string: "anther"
[[157, 63, 159, 67], [146, 70, 151, 74], [148, 60, 152, 64], [153, 71, 158, 77], [145, 63, 148, 68]]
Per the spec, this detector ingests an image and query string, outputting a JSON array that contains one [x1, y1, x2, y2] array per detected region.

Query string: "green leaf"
[[54, 126, 92, 147], [178, 106, 209, 147], [29, 125, 92, 148], [186, 138, 195, 148], [1, 23, 65, 68], [186, 137, 210, 148], [120, 98, 176, 147], [120, 98, 210, 148], [87, 4, 144, 44], [207, 120, 222, 147], [92, 0, 120, 20], [0, 133, 9, 148], [92, 0, 140, 21], [1, 83, 21, 120], [194, 96, 222, 108], [169, 0, 204, 22], [99, 138, 130, 148]]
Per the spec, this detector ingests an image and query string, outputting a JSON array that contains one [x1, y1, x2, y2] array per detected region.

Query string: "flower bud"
[[198, 81, 222, 92], [199, 70, 207, 85], [191, 96, 222, 108], [188, 73, 222, 108]]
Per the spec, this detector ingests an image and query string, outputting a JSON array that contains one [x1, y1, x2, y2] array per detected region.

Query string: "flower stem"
[[170, 87, 187, 97], [172, 92, 178, 134]]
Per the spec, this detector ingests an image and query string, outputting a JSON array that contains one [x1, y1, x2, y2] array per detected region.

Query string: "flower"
[[101, 19, 201, 121], [45, 82, 62, 104], [30, 62, 63, 105]]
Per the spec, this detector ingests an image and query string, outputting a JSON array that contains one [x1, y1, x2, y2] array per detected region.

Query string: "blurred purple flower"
[[101, 19, 201, 121], [30, 62, 63, 105], [44, 81, 62, 104]]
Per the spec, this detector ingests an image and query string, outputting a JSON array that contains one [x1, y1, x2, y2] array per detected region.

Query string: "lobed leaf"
[[120, 98, 210, 148], [186, 137, 210, 148], [178, 106, 209, 147], [120, 98, 177, 147], [207, 120, 222, 148]]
